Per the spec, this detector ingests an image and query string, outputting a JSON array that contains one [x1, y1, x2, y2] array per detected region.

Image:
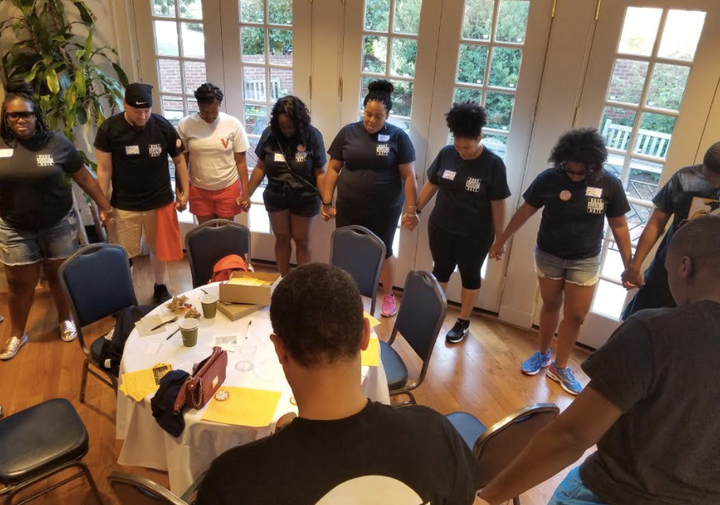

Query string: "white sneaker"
[[60, 320, 77, 342], [0, 334, 28, 360]]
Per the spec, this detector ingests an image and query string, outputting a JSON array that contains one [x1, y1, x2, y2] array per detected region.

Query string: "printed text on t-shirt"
[[587, 197, 605, 214], [465, 177, 481, 192], [376, 144, 390, 157]]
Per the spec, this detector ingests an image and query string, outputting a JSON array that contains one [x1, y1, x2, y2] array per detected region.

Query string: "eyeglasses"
[[5, 111, 35, 121], [560, 161, 590, 176]]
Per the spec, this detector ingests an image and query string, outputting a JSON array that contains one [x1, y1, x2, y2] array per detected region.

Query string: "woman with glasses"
[[489, 128, 632, 395], [0, 80, 113, 360]]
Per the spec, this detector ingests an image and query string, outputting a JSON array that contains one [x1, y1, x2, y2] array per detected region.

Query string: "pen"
[[166, 327, 181, 340], [245, 320, 252, 339]]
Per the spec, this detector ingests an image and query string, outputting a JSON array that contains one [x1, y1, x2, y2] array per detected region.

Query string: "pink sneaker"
[[381, 294, 397, 317]]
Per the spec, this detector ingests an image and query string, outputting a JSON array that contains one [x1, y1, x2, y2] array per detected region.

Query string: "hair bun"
[[5, 79, 34, 96], [368, 79, 394, 94]]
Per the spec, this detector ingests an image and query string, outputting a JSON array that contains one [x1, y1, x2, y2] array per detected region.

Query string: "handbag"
[[275, 138, 320, 196], [173, 347, 228, 414]]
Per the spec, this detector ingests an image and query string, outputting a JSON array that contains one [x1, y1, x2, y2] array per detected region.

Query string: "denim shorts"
[[534, 247, 601, 287], [548, 467, 609, 505], [0, 208, 80, 266]]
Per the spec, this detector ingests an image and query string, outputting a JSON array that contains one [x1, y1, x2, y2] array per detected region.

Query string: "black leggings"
[[336, 204, 402, 259], [428, 225, 493, 290]]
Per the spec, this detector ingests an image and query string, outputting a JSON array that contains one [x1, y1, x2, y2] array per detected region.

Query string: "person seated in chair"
[[197, 263, 480, 505], [476, 215, 720, 505]]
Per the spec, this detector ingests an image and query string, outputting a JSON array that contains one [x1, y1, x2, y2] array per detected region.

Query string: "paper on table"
[[202, 387, 282, 427], [143, 342, 163, 354], [210, 334, 240, 352], [120, 363, 173, 401], [227, 277, 268, 286], [136, 314, 170, 337], [364, 312, 381, 328], [361, 338, 380, 367]]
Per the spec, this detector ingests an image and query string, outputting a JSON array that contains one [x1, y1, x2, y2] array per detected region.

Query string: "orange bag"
[[155, 202, 183, 262], [211, 254, 249, 283]]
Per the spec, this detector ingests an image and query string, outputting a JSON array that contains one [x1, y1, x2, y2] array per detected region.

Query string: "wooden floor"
[[0, 255, 593, 505]]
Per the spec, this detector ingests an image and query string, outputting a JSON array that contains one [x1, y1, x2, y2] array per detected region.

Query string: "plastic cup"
[[179, 318, 199, 347], [201, 293, 219, 319]]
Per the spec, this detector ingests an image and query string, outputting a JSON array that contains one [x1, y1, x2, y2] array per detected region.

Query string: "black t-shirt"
[[196, 401, 480, 505], [0, 133, 82, 230], [255, 125, 326, 192], [427, 145, 511, 237], [328, 122, 416, 210], [94, 113, 183, 211], [579, 301, 720, 505], [523, 168, 630, 259]]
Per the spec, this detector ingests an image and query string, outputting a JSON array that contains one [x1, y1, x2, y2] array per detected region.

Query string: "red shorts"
[[189, 182, 243, 218]]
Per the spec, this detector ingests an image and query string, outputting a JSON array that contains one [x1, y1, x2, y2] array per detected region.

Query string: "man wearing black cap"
[[95, 83, 190, 304], [621, 141, 720, 318]]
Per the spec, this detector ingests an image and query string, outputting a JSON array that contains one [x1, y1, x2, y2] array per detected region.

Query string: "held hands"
[[401, 213, 419, 231], [236, 196, 251, 212], [621, 264, 643, 290], [175, 193, 188, 212], [321, 204, 336, 222], [99, 208, 115, 228], [489, 239, 505, 260]]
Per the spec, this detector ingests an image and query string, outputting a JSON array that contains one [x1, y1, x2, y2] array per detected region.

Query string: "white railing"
[[602, 119, 672, 159]]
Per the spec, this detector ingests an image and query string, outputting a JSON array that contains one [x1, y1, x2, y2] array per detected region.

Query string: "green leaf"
[[83, 28, 93, 59], [112, 62, 129, 87], [73, 1, 94, 25], [74, 68, 86, 96], [46, 68, 60, 93]]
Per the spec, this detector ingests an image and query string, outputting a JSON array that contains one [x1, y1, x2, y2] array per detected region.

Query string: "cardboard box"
[[217, 302, 263, 321], [218, 271, 281, 306]]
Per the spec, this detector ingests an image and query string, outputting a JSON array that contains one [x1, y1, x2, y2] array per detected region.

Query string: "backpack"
[[210, 254, 249, 283], [98, 304, 154, 377]]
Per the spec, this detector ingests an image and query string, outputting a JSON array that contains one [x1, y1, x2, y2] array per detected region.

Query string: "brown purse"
[[173, 347, 228, 414]]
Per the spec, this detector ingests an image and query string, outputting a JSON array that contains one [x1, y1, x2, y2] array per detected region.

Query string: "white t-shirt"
[[177, 112, 249, 191]]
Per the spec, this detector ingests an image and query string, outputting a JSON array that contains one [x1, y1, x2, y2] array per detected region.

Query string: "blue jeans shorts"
[[0, 209, 80, 266], [534, 247, 601, 287], [548, 467, 608, 505]]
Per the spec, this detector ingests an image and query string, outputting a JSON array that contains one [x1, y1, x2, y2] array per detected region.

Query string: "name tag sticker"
[[378, 134, 390, 142], [586, 186, 603, 198], [442, 170, 456, 181], [126, 145, 140, 155], [0, 149, 13, 158], [274, 153, 286, 162]]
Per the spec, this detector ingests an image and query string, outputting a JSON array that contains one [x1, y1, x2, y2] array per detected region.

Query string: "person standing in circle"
[[322, 80, 419, 318], [490, 128, 632, 395], [245, 96, 327, 276], [0, 80, 113, 360], [177, 83, 250, 224], [415, 102, 510, 343]]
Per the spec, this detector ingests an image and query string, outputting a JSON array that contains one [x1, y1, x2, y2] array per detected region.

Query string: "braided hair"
[[194, 82, 224, 104], [363, 79, 393, 112], [1, 79, 50, 143]]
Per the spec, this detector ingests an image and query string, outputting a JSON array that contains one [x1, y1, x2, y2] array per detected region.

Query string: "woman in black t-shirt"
[[322, 80, 419, 318], [416, 102, 510, 344], [245, 96, 327, 276], [490, 128, 632, 395], [0, 81, 113, 361]]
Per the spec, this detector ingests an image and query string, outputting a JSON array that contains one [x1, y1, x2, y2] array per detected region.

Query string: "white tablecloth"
[[116, 283, 389, 494]]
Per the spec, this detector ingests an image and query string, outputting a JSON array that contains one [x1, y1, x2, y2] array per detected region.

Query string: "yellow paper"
[[361, 338, 380, 367], [120, 363, 173, 402], [364, 312, 381, 328], [228, 277, 264, 286], [202, 387, 282, 427]]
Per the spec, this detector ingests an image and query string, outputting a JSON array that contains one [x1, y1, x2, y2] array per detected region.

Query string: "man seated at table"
[[196, 263, 481, 505], [476, 215, 720, 505]]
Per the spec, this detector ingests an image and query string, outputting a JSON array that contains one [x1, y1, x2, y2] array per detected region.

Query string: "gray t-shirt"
[[580, 301, 720, 505]]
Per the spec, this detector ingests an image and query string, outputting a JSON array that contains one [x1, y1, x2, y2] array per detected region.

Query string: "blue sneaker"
[[547, 362, 583, 395], [521, 350, 552, 376]]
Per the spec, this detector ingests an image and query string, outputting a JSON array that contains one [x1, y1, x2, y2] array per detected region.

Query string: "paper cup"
[[179, 318, 199, 347], [201, 293, 219, 319]]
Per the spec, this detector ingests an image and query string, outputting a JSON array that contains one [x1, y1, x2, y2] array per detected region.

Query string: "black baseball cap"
[[704, 142, 720, 174], [125, 83, 153, 108]]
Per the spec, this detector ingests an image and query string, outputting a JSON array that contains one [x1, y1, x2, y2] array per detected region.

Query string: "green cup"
[[201, 293, 219, 319], [179, 318, 199, 347]]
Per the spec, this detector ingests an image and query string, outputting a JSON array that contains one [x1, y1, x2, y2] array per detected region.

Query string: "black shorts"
[[263, 185, 320, 217], [336, 204, 402, 259], [428, 224, 493, 290]]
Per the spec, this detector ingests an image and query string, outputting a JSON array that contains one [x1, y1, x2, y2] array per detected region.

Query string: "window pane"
[[391, 38, 417, 78], [183, 60, 206, 94], [645, 64, 690, 111], [483, 133, 507, 159], [627, 203, 653, 246], [362, 77, 413, 116], [496, 0, 529, 43], [488, 47, 521, 89], [242, 27, 266, 63], [634, 113, 675, 159], [485, 91, 514, 130], [618, 7, 662, 57], [658, 10, 706, 61], [268, 0, 292, 25], [187, 98, 199, 113], [462, 0, 494, 41], [179, 0, 202, 19], [270, 67, 293, 100], [601, 107, 637, 153], [269, 29, 293, 65], [363, 35, 388, 74], [243, 67, 267, 101], [245, 105, 268, 135], [153, 0, 175, 17], [393, 0, 422, 35], [241, 0, 264, 23], [158, 59, 182, 93], [454, 87, 482, 103], [591, 279, 626, 320], [625, 158, 663, 202], [606, 59, 648, 105], [387, 116, 410, 132], [600, 240, 624, 282], [181, 22, 205, 58], [155, 21, 179, 56], [247, 140, 261, 169], [162, 96, 184, 126], [457, 44, 488, 85], [249, 204, 271, 233], [365, 0, 390, 32], [604, 152, 624, 180]]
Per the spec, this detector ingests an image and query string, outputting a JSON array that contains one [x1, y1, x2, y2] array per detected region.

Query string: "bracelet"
[[322, 201, 333, 206], [101, 207, 113, 214], [404, 213, 418, 218]]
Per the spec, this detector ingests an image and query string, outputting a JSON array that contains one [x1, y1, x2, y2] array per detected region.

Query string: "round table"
[[115, 283, 390, 493]]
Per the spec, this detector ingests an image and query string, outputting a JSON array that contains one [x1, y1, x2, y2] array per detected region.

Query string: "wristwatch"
[[322, 201, 333, 206]]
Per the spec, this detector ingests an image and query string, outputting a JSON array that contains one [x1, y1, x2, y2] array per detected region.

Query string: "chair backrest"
[[390, 271, 446, 384], [108, 472, 187, 505], [474, 403, 560, 486], [59, 244, 137, 353], [330, 225, 386, 316], [185, 219, 251, 288]]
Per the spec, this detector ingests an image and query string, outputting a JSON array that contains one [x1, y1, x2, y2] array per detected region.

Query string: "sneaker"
[[521, 350, 552, 375], [60, 320, 77, 342], [547, 362, 583, 395], [153, 283, 172, 305], [446, 318, 470, 344], [0, 334, 28, 360], [381, 294, 397, 317]]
